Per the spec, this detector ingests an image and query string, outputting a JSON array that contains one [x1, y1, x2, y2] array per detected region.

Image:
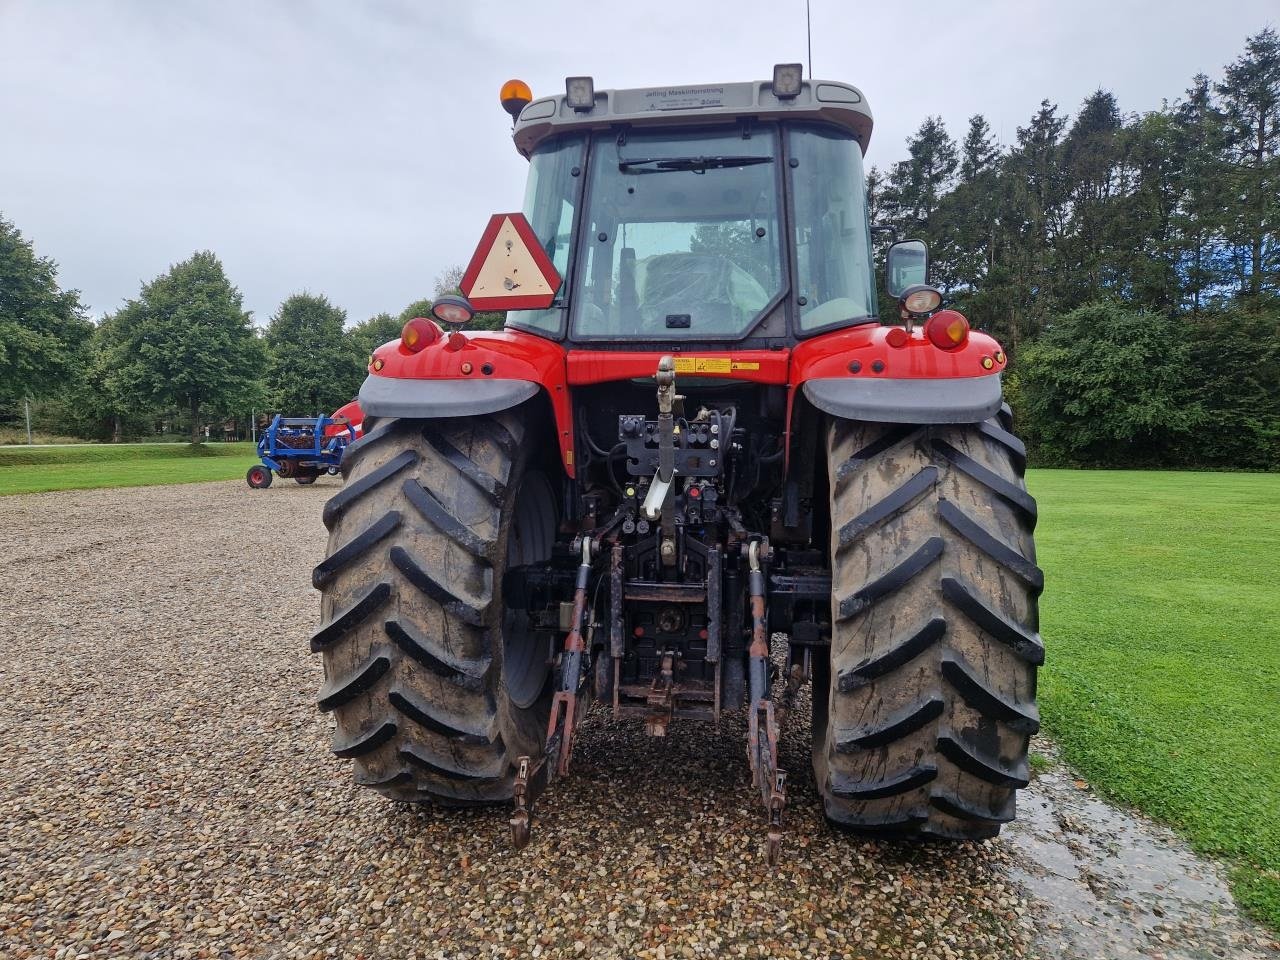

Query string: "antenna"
[[805, 0, 813, 78]]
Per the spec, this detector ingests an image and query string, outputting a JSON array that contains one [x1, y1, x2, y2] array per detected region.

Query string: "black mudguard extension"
[[803, 375, 1002, 425], [359, 375, 539, 419]]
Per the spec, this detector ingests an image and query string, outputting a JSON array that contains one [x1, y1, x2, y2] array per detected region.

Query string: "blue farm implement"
[[245, 414, 357, 489]]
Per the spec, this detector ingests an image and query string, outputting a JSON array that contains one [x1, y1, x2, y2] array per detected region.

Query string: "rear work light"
[[565, 76, 595, 111], [401, 317, 440, 353], [430, 294, 475, 329], [924, 309, 970, 350]]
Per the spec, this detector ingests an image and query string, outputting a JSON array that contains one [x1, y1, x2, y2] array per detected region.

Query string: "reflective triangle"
[[460, 213, 561, 310]]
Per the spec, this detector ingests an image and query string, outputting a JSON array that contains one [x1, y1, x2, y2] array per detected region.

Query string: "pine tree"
[[1173, 75, 1231, 311], [960, 114, 999, 183], [1059, 90, 1125, 305], [1215, 27, 1280, 297]]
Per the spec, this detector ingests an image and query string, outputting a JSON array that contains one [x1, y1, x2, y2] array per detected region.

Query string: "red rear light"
[[885, 327, 910, 348], [401, 317, 440, 353], [924, 310, 970, 350]]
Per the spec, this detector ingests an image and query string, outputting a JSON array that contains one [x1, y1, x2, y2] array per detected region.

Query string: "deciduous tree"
[[265, 293, 363, 413], [108, 252, 264, 443], [0, 216, 92, 410]]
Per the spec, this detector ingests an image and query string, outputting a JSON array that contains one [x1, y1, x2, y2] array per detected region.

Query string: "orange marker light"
[[501, 79, 533, 118], [924, 309, 970, 351], [401, 317, 440, 353]]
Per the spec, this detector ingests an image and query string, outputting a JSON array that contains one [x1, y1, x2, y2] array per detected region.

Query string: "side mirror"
[[886, 239, 929, 299]]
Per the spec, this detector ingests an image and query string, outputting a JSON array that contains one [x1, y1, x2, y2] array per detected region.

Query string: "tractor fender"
[[803, 374, 1002, 424], [358, 374, 539, 419]]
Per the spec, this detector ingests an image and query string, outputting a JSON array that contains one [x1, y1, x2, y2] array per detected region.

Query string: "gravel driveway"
[[1, 480, 1274, 959]]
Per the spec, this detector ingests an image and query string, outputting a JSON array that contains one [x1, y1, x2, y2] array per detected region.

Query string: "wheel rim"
[[502, 471, 555, 709]]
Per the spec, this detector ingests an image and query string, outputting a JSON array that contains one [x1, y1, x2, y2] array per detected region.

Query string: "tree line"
[[2, 29, 1277, 465], [869, 28, 1279, 468], [0, 224, 496, 443]]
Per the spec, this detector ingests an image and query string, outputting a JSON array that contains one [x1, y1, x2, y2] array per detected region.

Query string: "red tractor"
[[311, 68, 1040, 862]]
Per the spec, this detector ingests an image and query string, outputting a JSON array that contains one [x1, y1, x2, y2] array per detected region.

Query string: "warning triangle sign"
[[460, 212, 562, 311]]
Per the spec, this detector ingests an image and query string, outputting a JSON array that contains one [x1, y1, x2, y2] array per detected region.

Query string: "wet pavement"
[[1006, 738, 1278, 959]]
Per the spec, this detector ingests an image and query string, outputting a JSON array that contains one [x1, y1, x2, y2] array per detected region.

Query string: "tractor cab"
[[503, 69, 878, 347]]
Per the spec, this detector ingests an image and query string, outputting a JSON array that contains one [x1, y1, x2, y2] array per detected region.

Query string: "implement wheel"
[[311, 413, 554, 804], [296, 474, 317, 485], [814, 407, 1042, 839], [246, 465, 273, 489]]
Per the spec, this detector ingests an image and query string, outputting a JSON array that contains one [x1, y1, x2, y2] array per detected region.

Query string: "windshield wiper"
[[618, 155, 774, 174]]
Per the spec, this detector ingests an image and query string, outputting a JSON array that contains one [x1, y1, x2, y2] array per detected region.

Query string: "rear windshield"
[[571, 128, 784, 340]]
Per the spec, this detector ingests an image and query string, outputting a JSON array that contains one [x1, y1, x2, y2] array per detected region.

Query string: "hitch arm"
[[744, 538, 787, 865], [510, 536, 596, 849]]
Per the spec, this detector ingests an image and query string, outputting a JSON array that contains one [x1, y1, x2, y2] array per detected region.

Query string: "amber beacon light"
[[500, 79, 533, 119]]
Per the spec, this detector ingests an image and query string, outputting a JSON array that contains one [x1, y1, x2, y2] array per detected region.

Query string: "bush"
[[1181, 303, 1280, 470], [1017, 302, 1204, 466]]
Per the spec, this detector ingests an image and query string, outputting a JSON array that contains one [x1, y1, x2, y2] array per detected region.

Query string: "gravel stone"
[[0, 480, 1274, 959]]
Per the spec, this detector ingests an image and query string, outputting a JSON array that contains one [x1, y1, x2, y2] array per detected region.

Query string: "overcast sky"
[[1, 1, 1274, 326]]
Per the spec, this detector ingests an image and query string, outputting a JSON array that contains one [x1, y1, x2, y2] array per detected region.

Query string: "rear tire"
[[311, 412, 554, 803], [814, 408, 1042, 839]]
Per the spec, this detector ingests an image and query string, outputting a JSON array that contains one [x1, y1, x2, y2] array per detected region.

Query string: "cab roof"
[[511, 78, 873, 158]]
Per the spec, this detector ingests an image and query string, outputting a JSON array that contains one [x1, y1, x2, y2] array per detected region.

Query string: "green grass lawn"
[[0, 442, 259, 494], [1030, 469, 1280, 928]]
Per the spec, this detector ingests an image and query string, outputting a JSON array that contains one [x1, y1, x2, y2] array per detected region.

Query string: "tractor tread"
[[941, 576, 1045, 665], [339, 417, 402, 470], [837, 617, 946, 692], [316, 648, 392, 712], [930, 788, 1016, 824], [828, 809, 931, 834], [401, 478, 496, 559], [383, 618, 490, 685], [471, 417, 520, 459], [354, 768, 414, 791], [837, 465, 939, 548], [932, 438, 1038, 526], [834, 424, 923, 489], [323, 449, 419, 529], [311, 510, 402, 589], [388, 686, 497, 742], [331, 720, 398, 759], [938, 499, 1044, 594], [389, 545, 487, 626], [976, 420, 1027, 475], [941, 650, 1041, 733], [836, 536, 944, 620], [835, 697, 945, 751], [937, 734, 1030, 788], [309, 581, 391, 652], [398, 742, 505, 783], [829, 764, 938, 800], [421, 426, 505, 500]]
